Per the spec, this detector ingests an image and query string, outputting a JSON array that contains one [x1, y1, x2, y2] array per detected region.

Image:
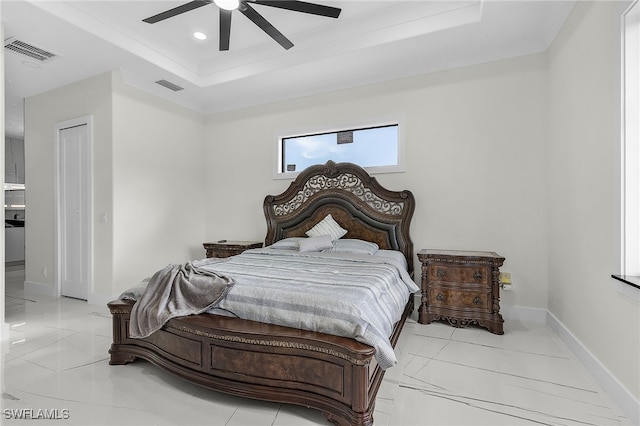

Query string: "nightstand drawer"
[[428, 288, 491, 313], [429, 264, 490, 286]]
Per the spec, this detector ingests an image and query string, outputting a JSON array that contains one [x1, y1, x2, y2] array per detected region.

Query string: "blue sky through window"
[[282, 125, 398, 172]]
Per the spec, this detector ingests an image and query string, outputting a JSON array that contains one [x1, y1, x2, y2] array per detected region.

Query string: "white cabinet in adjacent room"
[[5, 137, 25, 184], [5, 226, 25, 262]]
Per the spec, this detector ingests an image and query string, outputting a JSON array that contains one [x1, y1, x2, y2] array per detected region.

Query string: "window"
[[275, 120, 403, 178], [618, 0, 640, 286]]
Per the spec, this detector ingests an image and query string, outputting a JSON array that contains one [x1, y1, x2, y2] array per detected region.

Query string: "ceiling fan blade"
[[143, 0, 212, 24], [240, 3, 294, 50], [249, 0, 341, 18], [219, 9, 232, 51]]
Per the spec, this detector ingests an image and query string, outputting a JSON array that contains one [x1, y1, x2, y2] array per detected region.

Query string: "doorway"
[[56, 117, 92, 300]]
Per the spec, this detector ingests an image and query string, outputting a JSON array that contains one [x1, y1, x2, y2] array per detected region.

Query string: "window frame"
[[273, 115, 406, 180], [615, 0, 640, 292]]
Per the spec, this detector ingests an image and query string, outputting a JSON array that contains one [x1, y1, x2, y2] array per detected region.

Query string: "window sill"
[[612, 275, 640, 302], [611, 274, 640, 290]]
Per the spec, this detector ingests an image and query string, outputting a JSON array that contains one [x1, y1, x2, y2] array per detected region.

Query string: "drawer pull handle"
[[437, 270, 447, 278], [473, 296, 482, 305], [474, 271, 482, 281], [436, 293, 445, 302]]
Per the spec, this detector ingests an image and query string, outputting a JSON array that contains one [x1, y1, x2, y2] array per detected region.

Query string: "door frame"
[[54, 115, 93, 299]]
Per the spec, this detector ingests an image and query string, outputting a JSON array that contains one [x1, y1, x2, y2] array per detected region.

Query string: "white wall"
[[547, 0, 640, 408], [23, 71, 206, 302], [111, 72, 206, 293], [205, 53, 550, 313], [24, 72, 113, 299]]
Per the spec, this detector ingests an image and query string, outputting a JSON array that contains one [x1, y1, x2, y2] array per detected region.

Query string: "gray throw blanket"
[[129, 259, 234, 338]]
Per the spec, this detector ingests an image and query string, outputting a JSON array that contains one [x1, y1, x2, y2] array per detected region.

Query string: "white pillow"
[[305, 214, 347, 241], [298, 235, 334, 252], [328, 239, 379, 255], [270, 237, 304, 250]]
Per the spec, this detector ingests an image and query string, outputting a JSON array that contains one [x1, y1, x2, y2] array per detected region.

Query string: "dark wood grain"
[[203, 241, 263, 258], [418, 249, 505, 334]]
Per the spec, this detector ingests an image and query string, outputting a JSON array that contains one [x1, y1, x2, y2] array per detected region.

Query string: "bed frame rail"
[[109, 297, 413, 426]]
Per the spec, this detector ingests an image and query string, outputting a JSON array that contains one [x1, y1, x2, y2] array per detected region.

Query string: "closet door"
[[58, 123, 91, 300]]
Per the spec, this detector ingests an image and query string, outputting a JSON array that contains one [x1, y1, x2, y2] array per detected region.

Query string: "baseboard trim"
[[24, 280, 56, 298], [24, 282, 115, 308], [501, 305, 547, 323], [547, 311, 639, 425]]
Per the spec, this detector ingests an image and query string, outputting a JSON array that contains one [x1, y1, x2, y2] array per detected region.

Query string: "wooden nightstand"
[[417, 249, 505, 334], [203, 240, 263, 258]]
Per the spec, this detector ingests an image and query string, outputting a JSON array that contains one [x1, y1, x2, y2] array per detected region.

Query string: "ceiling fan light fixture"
[[214, 0, 240, 11]]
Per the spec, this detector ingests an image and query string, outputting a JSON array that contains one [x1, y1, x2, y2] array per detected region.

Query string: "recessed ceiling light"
[[193, 32, 207, 40]]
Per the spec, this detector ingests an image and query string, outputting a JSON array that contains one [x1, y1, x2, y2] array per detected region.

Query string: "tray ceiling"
[[3, 0, 576, 137]]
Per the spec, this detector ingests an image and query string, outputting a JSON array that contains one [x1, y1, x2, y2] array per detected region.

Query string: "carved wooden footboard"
[[109, 296, 413, 426]]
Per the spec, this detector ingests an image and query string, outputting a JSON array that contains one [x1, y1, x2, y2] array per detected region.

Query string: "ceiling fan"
[[143, 0, 341, 51]]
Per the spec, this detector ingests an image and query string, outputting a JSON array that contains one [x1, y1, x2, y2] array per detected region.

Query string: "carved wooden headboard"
[[263, 160, 416, 272]]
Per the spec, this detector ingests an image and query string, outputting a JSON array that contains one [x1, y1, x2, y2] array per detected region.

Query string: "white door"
[[58, 122, 91, 300]]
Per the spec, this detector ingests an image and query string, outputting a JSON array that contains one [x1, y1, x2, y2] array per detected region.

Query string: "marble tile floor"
[[1, 266, 631, 426]]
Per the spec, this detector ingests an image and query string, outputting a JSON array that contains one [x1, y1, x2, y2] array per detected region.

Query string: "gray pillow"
[[270, 237, 304, 250], [327, 239, 379, 255], [298, 235, 334, 252], [118, 278, 149, 301]]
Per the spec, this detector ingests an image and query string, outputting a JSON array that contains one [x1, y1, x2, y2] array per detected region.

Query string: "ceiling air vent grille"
[[155, 80, 184, 92], [4, 38, 56, 62]]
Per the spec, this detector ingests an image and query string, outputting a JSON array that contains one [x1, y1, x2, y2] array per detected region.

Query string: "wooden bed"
[[108, 160, 416, 426]]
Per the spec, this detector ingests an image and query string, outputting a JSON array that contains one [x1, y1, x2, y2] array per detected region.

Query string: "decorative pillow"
[[270, 237, 304, 250], [298, 235, 334, 253], [118, 278, 149, 301], [328, 239, 379, 255], [305, 214, 347, 241]]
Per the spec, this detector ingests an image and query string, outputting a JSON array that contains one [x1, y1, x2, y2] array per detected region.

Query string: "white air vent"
[[4, 37, 56, 62], [155, 80, 184, 92]]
